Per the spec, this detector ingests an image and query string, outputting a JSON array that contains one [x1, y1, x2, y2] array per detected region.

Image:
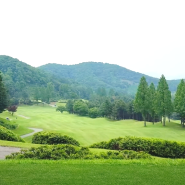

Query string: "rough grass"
[[0, 159, 185, 185], [0, 105, 184, 146]]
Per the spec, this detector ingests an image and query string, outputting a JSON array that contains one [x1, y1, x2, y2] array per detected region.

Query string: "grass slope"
[[0, 160, 185, 185], [0, 105, 184, 146]]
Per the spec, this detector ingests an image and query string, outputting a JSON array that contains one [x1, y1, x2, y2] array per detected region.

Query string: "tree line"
[[57, 75, 185, 128]]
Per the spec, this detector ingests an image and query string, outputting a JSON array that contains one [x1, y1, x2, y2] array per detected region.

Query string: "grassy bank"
[[0, 159, 185, 185]]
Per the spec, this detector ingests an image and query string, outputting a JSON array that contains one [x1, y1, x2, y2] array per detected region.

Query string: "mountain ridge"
[[39, 62, 180, 94]]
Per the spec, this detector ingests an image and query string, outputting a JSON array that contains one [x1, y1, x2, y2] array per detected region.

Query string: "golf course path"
[[21, 127, 43, 138], [0, 146, 21, 160], [18, 115, 30, 119]]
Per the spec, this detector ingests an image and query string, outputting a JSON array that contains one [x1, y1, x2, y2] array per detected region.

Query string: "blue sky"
[[0, 0, 185, 80]]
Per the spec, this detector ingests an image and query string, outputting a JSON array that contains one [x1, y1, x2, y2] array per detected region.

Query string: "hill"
[[39, 62, 181, 94], [0, 56, 87, 101]]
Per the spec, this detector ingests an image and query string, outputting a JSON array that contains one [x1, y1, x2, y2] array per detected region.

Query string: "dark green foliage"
[[32, 132, 80, 146], [0, 72, 8, 113], [134, 77, 149, 126], [148, 83, 157, 124], [66, 99, 74, 113], [73, 100, 89, 116], [6, 144, 151, 160], [0, 126, 24, 142], [100, 99, 112, 118], [56, 106, 66, 113], [88, 107, 99, 118], [0, 118, 17, 130], [156, 75, 172, 126], [6, 145, 90, 160], [39, 62, 180, 94], [90, 136, 185, 158], [174, 79, 185, 126], [111, 100, 126, 120]]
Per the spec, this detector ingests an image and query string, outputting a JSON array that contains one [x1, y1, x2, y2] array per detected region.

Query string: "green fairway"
[[0, 159, 185, 185], [0, 105, 184, 146]]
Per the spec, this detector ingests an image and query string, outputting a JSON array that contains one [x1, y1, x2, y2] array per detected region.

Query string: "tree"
[[46, 82, 54, 103], [73, 100, 89, 116], [174, 79, 185, 127], [88, 107, 99, 118], [100, 99, 112, 118], [134, 76, 149, 127], [66, 100, 74, 113], [0, 73, 8, 113], [7, 105, 18, 116], [56, 106, 66, 113], [156, 75, 172, 126], [33, 87, 40, 105], [111, 100, 126, 120], [148, 83, 157, 124]]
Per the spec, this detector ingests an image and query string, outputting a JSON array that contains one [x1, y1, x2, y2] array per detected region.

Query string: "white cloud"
[[0, 0, 185, 79]]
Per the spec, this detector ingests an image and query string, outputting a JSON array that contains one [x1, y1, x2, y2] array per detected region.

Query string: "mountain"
[[39, 62, 181, 94], [0, 55, 79, 100]]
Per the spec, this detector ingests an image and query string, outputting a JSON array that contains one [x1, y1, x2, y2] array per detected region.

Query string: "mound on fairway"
[[0, 126, 24, 142]]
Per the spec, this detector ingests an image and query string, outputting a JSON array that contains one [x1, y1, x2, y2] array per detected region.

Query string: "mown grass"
[[0, 159, 185, 185], [0, 105, 184, 146]]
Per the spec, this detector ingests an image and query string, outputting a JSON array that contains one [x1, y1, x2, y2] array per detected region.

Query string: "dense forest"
[[39, 62, 181, 94], [0, 56, 106, 102]]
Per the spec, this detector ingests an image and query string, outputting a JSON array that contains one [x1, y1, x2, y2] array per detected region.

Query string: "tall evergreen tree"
[[134, 76, 149, 127], [156, 75, 172, 126], [174, 79, 185, 127], [0, 72, 8, 113], [148, 83, 157, 124]]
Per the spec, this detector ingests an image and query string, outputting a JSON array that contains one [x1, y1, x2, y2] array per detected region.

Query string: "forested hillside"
[[39, 62, 181, 94], [0, 56, 93, 101]]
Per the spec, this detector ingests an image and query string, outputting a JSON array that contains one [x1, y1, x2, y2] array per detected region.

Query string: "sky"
[[0, 0, 185, 80]]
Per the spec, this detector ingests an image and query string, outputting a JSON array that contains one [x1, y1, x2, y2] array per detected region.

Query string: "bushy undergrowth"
[[32, 132, 80, 146], [0, 126, 24, 142], [6, 144, 151, 160], [90, 136, 185, 158], [0, 118, 17, 130]]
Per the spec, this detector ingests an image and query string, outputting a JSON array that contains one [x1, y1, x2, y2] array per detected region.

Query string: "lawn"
[[0, 159, 185, 185], [0, 105, 184, 146]]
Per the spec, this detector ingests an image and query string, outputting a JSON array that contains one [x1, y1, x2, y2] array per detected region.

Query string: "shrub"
[[6, 144, 151, 160], [88, 107, 99, 118], [56, 106, 66, 113], [32, 132, 80, 146], [0, 118, 18, 130], [90, 136, 185, 158], [0, 126, 24, 142]]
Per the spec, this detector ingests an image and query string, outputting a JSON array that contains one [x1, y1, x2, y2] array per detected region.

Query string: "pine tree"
[[156, 75, 172, 126], [0, 72, 8, 113], [174, 79, 185, 127], [148, 83, 157, 124], [134, 76, 149, 127]]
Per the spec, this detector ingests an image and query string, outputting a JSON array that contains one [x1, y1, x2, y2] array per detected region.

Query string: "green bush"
[[0, 118, 18, 130], [90, 136, 185, 158], [6, 144, 151, 160], [88, 107, 99, 118], [32, 132, 80, 146], [0, 126, 24, 142]]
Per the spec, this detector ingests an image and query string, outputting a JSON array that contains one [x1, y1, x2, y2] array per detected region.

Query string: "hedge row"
[[0, 118, 17, 130], [6, 144, 151, 160], [90, 136, 185, 158], [32, 132, 80, 146], [0, 126, 24, 142]]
